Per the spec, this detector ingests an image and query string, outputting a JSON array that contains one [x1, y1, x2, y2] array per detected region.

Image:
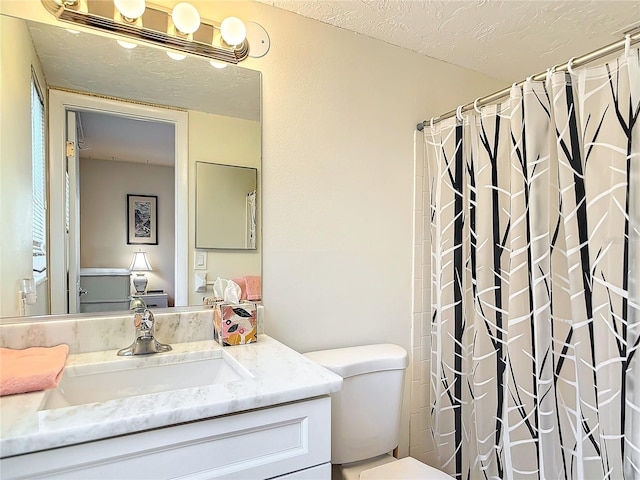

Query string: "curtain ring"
[[429, 117, 435, 130], [456, 105, 464, 122], [567, 57, 576, 75], [545, 66, 557, 88], [625, 34, 631, 57], [548, 64, 560, 76], [473, 98, 481, 114], [526, 74, 534, 82]]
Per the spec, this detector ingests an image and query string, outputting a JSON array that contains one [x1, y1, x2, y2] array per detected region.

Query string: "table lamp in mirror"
[[129, 251, 153, 294]]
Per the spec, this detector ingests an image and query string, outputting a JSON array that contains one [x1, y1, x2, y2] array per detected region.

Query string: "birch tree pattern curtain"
[[425, 49, 640, 479]]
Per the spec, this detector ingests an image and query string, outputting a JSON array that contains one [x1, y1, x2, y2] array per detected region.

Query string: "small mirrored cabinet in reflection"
[[195, 162, 258, 250]]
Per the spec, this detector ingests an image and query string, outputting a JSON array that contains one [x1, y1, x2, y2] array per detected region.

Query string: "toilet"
[[304, 344, 452, 480]]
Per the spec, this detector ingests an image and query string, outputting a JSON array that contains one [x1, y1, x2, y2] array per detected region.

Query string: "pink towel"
[[231, 276, 261, 302], [232, 278, 248, 301], [244, 276, 261, 301], [0, 345, 69, 396]]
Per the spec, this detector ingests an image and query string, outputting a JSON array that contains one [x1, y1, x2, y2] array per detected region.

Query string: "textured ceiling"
[[25, 20, 261, 166], [27, 21, 261, 122], [78, 112, 176, 167], [260, 0, 640, 82]]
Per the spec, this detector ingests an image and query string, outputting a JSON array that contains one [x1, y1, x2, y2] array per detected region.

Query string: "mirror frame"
[[48, 89, 189, 312]]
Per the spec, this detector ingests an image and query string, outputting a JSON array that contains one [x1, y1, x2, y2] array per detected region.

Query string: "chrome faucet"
[[117, 298, 172, 356]]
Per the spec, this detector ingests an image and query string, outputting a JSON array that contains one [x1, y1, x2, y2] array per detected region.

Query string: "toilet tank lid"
[[303, 344, 408, 378]]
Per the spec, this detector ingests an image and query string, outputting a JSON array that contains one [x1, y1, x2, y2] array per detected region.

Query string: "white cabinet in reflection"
[[79, 268, 130, 313]]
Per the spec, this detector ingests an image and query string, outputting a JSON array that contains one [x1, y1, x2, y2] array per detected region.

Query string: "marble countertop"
[[0, 335, 343, 458]]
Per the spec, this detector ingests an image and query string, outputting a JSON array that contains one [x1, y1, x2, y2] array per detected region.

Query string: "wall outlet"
[[195, 272, 207, 292]]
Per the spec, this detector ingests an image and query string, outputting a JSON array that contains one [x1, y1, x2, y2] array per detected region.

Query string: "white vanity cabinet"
[[1, 396, 331, 480]]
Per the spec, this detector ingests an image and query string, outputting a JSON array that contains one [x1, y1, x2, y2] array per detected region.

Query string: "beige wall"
[[0, 15, 49, 317], [188, 110, 261, 305], [184, 0, 501, 351], [80, 158, 175, 304]]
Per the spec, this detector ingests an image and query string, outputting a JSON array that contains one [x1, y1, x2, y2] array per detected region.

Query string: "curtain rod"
[[416, 29, 640, 131]]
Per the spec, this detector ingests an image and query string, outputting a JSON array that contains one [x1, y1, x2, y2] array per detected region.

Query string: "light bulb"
[[220, 17, 246, 46], [171, 2, 200, 34], [114, 0, 145, 20], [117, 40, 137, 49], [166, 51, 187, 61], [209, 61, 227, 69]]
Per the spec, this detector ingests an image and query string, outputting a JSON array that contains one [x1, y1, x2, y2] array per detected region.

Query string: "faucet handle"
[[118, 297, 171, 356], [136, 309, 155, 332]]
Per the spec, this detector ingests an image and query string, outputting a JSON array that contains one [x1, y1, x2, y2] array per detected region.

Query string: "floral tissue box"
[[213, 302, 257, 346]]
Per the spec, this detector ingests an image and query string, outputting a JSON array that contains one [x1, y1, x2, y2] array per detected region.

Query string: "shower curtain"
[[425, 49, 639, 479]]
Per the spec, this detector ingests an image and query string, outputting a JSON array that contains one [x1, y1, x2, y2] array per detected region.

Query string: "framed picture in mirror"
[[127, 194, 158, 245]]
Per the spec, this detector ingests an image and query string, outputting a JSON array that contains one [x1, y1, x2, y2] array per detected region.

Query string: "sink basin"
[[42, 351, 251, 410]]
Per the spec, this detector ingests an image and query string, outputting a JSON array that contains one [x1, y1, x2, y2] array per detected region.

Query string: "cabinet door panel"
[[1, 397, 331, 480]]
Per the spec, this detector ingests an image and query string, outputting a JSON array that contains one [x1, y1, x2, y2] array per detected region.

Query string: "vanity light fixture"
[[53, 0, 88, 13], [129, 251, 153, 294], [40, 0, 258, 64]]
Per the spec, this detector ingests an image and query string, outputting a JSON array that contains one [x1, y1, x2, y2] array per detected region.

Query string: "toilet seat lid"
[[360, 457, 453, 480], [304, 344, 407, 378]]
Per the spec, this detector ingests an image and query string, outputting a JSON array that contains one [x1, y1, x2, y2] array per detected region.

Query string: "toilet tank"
[[304, 344, 408, 464]]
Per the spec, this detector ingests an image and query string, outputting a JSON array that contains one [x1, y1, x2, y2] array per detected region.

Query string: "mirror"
[[196, 163, 258, 249], [0, 13, 261, 319]]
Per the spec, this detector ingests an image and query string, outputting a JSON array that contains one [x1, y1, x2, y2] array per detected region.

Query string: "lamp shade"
[[129, 251, 152, 271]]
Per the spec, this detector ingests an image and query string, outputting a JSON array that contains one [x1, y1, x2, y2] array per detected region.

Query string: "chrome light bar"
[[41, 0, 249, 64]]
